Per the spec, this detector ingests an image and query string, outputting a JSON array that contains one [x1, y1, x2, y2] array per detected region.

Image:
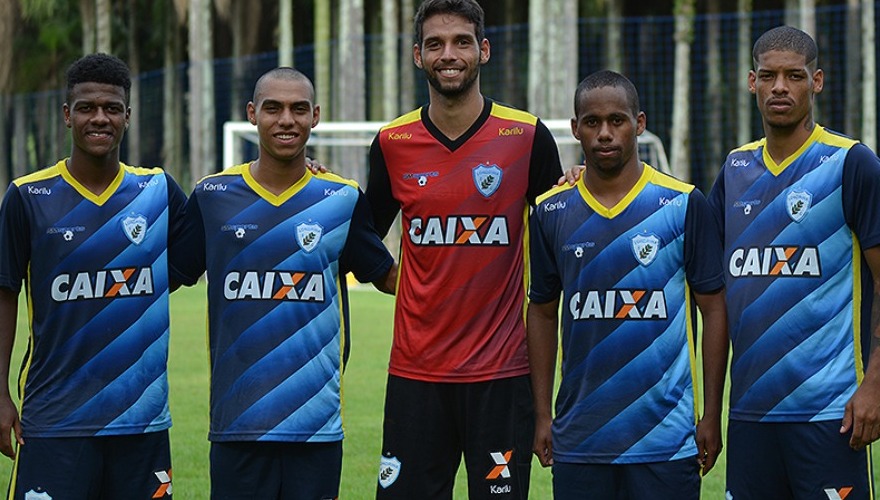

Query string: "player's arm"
[[527, 298, 559, 468], [841, 245, 880, 449], [0, 287, 22, 459], [366, 135, 400, 238], [684, 188, 728, 472], [343, 190, 396, 295], [371, 262, 397, 295], [839, 144, 880, 449], [526, 120, 564, 205], [168, 188, 208, 289], [693, 289, 727, 474]]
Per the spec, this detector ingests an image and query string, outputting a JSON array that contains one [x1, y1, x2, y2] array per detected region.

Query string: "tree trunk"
[[314, 0, 331, 117], [799, 0, 815, 37], [127, 0, 141, 165], [862, 0, 877, 150], [279, 0, 293, 67], [547, 0, 576, 120], [0, 0, 15, 185], [81, 0, 97, 54], [188, 0, 216, 180], [845, 0, 861, 137], [784, 0, 798, 27], [670, 0, 694, 181], [527, 0, 547, 116], [606, 0, 623, 72], [96, 0, 112, 53], [705, 0, 722, 179], [737, 0, 752, 147], [12, 99, 28, 177], [381, 0, 399, 120], [336, 0, 366, 183], [399, 0, 416, 112], [162, 0, 185, 182]]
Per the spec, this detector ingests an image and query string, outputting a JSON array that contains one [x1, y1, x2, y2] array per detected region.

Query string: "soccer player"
[[528, 70, 728, 499], [0, 53, 184, 499], [708, 26, 880, 499], [367, 0, 562, 498], [170, 67, 396, 500]]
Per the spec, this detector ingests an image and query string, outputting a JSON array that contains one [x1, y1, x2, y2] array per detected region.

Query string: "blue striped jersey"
[[172, 165, 393, 442], [530, 164, 724, 464], [708, 126, 880, 422], [0, 159, 187, 437]]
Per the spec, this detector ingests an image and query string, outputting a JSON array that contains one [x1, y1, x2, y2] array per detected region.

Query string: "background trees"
[[0, 0, 874, 192]]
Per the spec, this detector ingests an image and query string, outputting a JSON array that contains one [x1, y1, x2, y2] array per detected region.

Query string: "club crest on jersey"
[[632, 233, 660, 266], [378, 455, 401, 489], [122, 214, 148, 245], [786, 189, 812, 223], [296, 222, 323, 253], [473, 164, 502, 197]]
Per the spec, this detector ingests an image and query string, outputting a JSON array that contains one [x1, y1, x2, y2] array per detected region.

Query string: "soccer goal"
[[222, 119, 671, 176]]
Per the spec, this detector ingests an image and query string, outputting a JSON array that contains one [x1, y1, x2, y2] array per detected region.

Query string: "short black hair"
[[252, 67, 315, 103], [573, 70, 640, 118], [66, 53, 132, 104], [414, 0, 485, 47], [753, 25, 818, 70]]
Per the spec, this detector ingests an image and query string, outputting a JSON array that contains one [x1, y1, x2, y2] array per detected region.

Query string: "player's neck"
[[250, 157, 307, 196], [427, 88, 485, 141], [582, 160, 643, 209], [763, 117, 816, 165], [66, 151, 121, 195]]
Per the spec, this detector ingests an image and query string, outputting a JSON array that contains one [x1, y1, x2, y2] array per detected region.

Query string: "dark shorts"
[[10, 430, 172, 500], [726, 420, 873, 500], [552, 458, 701, 500], [376, 374, 534, 500], [210, 440, 342, 500]]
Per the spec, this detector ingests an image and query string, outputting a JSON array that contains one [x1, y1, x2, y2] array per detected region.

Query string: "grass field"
[[0, 282, 875, 498]]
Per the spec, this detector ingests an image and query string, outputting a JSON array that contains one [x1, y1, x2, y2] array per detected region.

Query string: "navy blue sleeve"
[[527, 120, 563, 206], [706, 166, 726, 239], [528, 209, 562, 304], [0, 184, 29, 293], [340, 190, 394, 283], [842, 143, 880, 250], [168, 188, 207, 286], [366, 135, 400, 239], [684, 188, 725, 294]]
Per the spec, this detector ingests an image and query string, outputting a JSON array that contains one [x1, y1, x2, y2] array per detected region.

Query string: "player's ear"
[[247, 101, 257, 125], [413, 43, 423, 69]]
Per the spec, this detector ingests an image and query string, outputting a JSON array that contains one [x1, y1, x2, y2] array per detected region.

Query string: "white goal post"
[[222, 119, 670, 174]]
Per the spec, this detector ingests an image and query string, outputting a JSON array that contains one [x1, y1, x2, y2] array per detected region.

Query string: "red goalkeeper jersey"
[[367, 98, 561, 382]]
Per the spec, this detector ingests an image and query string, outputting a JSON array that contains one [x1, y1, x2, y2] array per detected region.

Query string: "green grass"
[[0, 283, 875, 498]]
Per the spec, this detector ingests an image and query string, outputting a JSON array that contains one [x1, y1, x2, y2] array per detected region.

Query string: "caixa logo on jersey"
[[51, 267, 154, 302], [473, 164, 502, 197], [569, 290, 668, 320], [223, 271, 325, 302], [409, 216, 509, 246], [728, 246, 820, 277]]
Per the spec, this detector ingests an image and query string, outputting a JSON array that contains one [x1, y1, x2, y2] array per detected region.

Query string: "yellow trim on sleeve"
[[490, 102, 538, 126]]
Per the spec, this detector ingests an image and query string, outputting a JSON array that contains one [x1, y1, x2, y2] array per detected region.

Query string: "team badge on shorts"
[[122, 213, 148, 245], [25, 490, 52, 500], [296, 222, 323, 253], [378, 455, 401, 488], [473, 164, 502, 197], [786, 189, 812, 223], [631, 232, 660, 266]]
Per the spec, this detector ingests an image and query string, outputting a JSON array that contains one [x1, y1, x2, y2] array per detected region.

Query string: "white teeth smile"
[[277, 134, 294, 139], [440, 69, 460, 76]]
